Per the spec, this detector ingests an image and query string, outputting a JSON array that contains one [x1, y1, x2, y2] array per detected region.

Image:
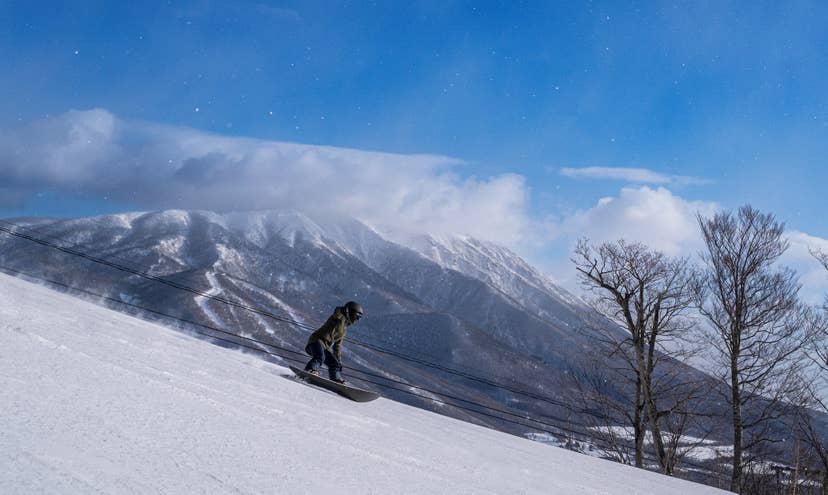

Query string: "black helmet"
[[344, 301, 363, 323]]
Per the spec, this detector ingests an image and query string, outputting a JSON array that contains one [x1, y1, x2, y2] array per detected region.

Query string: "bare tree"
[[794, 391, 828, 495], [573, 239, 701, 474], [797, 251, 828, 495], [790, 253, 828, 495], [694, 205, 810, 493]]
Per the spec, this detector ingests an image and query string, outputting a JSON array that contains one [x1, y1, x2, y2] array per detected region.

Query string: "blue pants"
[[304, 342, 343, 381]]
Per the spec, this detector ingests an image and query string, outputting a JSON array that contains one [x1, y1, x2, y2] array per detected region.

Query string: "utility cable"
[[0, 222, 729, 475], [0, 221, 598, 416], [0, 264, 589, 433], [0, 263, 719, 476], [1, 219, 727, 476], [1, 219, 716, 451]]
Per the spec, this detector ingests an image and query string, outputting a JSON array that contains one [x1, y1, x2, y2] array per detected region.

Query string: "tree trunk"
[[730, 356, 743, 493], [634, 376, 644, 468], [648, 398, 669, 474], [645, 329, 670, 474], [634, 333, 647, 469]]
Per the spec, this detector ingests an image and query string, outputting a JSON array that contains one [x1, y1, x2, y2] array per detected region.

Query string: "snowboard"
[[289, 366, 380, 402]]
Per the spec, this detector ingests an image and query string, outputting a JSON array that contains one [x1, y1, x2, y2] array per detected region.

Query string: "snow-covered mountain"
[[0, 210, 712, 442], [0, 271, 729, 494]]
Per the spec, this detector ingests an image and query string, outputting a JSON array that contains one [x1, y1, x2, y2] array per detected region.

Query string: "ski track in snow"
[[194, 270, 225, 329], [0, 272, 729, 495]]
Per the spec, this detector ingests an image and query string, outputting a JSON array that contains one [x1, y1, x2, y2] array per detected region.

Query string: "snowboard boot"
[[330, 372, 347, 385]]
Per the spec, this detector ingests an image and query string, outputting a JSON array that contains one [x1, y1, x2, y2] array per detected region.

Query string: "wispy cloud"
[[559, 167, 710, 186], [0, 109, 534, 248]]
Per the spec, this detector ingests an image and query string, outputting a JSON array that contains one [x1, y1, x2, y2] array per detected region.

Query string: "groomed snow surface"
[[0, 273, 728, 494]]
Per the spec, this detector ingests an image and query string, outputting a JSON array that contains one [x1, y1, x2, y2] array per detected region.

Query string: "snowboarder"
[[304, 301, 363, 384]]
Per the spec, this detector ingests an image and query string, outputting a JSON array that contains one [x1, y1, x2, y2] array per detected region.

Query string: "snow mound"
[[0, 272, 726, 494]]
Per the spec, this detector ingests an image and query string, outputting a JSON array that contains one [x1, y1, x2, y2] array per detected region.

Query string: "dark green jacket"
[[307, 307, 348, 363]]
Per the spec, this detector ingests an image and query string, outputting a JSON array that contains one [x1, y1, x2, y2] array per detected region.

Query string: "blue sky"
[[1, 1, 827, 294]]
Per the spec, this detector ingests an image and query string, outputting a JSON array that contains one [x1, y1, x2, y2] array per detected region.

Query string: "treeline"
[[570, 205, 828, 494]]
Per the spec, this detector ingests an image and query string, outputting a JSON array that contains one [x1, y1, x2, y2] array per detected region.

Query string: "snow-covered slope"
[[0, 272, 727, 494]]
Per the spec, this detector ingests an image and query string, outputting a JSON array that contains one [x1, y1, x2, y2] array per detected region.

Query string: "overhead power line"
[[0, 262, 709, 474], [0, 220, 724, 476], [0, 266, 595, 439], [0, 220, 590, 414]]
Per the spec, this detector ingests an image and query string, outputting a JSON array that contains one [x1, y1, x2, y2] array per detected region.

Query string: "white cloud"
[[560, 166, 709, 186], [550, 186, 828, 304], [538, 186, 716, 293], [784, 231, 828, 305], [559, 186, 717, 256], [0, 109, 533, 248]]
